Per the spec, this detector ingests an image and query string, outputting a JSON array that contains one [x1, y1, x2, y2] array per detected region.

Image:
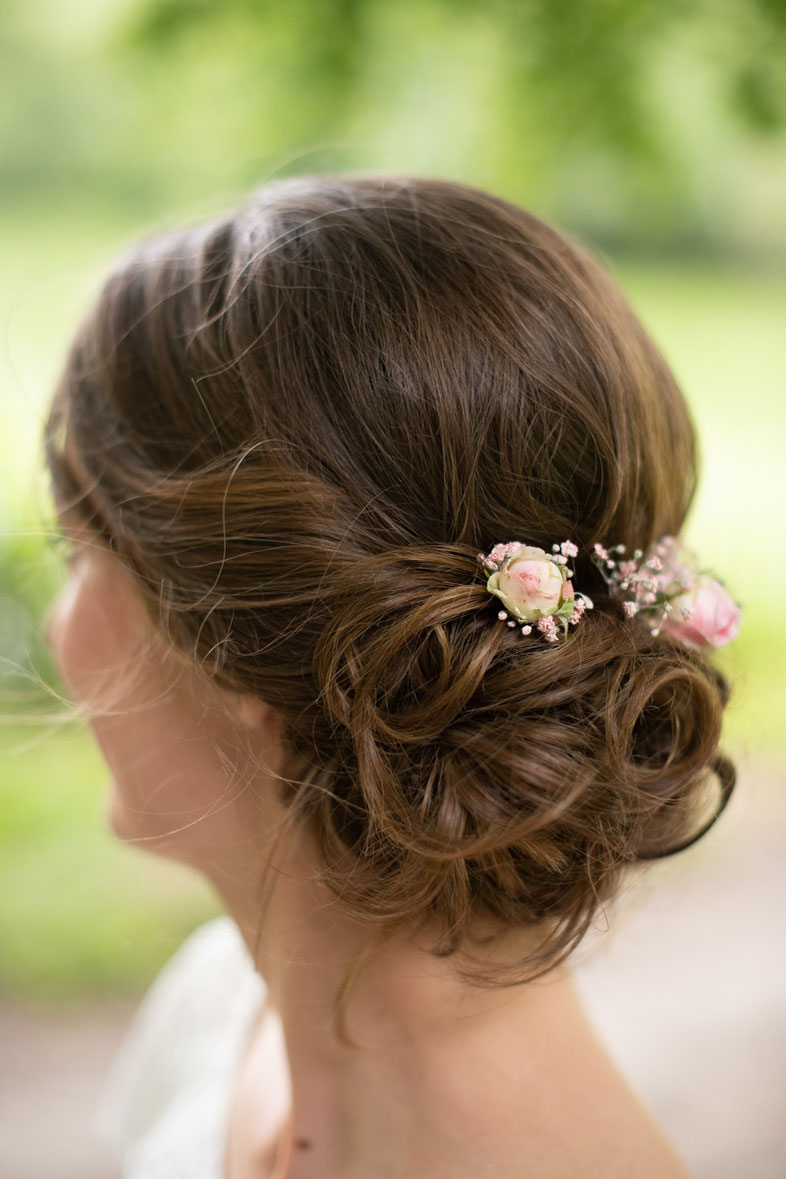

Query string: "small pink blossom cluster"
[[591, 536, 741, 649], [555, 540, 579, 558], [478, 541, 524, 571], [537, 615, 558, 642], [569, 596, 590, 626]]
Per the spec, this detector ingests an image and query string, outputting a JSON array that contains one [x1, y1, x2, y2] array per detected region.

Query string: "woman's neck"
[[212, 818, 691, 1179]]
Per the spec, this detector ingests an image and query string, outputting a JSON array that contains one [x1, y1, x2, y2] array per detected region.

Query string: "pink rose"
[[487, 545, 571, 623], [663, 577, 741, 649]]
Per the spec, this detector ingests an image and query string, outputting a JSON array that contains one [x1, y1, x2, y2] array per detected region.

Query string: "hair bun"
[[303, 550, 735, 983]]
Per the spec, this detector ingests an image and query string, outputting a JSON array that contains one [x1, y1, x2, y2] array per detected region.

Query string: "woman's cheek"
[[46, 556, 174, 830]]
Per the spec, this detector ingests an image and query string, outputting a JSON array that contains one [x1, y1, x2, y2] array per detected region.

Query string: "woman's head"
[[43, 174, 734, 990]]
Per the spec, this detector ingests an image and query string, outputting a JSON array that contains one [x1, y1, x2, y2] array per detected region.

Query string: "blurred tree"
[[125, 0, 786, 143], [113, 0, 786, 250], [1, 0, 785, 251]]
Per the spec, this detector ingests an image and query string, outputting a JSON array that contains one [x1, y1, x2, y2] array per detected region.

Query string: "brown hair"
[[43, 174, 735, 1003]]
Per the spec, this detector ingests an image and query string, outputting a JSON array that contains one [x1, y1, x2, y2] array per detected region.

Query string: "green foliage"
[[1, 0, 785, 252], [123, 0, 786, 144], [0, 531, 63, 698]]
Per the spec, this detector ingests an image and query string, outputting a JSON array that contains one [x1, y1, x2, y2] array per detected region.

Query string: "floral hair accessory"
[[591, 534, 742, 648], [476, 540, 594, 642]]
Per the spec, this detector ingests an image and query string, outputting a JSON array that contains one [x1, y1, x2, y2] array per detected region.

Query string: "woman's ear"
[[233, 692, 275, 730], [216, 687, 285, 780]]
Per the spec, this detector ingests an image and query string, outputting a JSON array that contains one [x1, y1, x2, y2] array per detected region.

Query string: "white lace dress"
[[92, 916, 267, 1179]]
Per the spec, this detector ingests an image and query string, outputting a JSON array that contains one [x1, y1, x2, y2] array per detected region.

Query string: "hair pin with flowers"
[[476, 540, 593, 643], [591, 534, 741, 649], [476, 534, 742, 649]]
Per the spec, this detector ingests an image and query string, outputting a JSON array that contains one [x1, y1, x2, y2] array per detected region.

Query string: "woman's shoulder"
[[92, 915, 266, 1168]]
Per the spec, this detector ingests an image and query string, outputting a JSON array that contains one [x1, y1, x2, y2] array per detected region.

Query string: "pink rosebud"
[[663, 577, 741, 649], [486, 546, 565, 623]]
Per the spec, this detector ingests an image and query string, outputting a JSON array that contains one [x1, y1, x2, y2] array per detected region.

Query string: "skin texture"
[[44, 509, 695, 1179]]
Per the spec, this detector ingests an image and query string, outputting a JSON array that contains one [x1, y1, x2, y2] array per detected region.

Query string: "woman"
[[42, 174, 740, 1178]]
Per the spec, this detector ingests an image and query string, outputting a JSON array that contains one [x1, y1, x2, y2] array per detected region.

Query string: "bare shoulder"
[[532, 1096, 695, 1179], [436, 1087, 694, 1179], [490, 1045, 694, 1179], [428, 1021, 695, 1179], [417, 1105, 692, 1179]]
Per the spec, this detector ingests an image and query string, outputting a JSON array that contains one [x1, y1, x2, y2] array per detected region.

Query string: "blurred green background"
[[1, 0, 785, 1005]]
